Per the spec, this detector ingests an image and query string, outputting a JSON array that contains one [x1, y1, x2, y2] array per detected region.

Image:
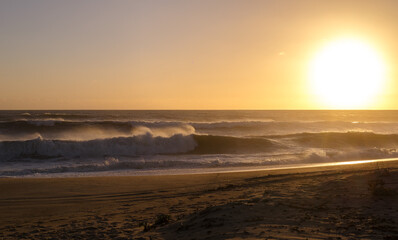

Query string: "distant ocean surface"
[[1, 110, 398, 177]]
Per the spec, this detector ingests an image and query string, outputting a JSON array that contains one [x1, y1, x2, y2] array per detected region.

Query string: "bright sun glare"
[[309, 38, 387, 109]]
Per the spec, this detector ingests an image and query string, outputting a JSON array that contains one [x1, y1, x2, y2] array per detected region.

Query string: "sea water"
[[1, 110, 398, 177]]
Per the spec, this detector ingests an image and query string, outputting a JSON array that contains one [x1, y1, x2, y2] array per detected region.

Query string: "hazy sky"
[[1, 0, 397, 109]]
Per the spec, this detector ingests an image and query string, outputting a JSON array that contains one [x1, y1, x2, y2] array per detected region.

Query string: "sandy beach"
[[1, 160, 398, 239], [2, 0, 398, 238]]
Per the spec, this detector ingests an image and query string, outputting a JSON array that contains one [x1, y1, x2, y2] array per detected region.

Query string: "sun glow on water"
[[309, 38, 387, 109]]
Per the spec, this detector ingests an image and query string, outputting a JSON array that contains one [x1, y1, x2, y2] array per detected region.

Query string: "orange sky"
[[0, 0, 397, 109]]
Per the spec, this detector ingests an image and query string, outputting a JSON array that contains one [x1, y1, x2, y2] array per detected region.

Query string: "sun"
[[309, 38, 387, 109]]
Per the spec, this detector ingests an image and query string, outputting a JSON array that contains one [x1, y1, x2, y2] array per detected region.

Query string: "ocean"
[[1, 110, 398, 177]]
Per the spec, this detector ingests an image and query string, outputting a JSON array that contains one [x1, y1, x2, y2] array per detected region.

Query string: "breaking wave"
[[2, 131, 398, 162], [2, 119, 398, 142], [0, 120, 196, 141], [0, 133, 197, 161]]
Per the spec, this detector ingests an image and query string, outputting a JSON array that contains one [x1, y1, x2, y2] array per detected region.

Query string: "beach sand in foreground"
[[1, 160, 398, 239]]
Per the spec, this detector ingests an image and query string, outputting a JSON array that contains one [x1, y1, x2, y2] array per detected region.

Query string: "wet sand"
[[1, 160, 398, 239]]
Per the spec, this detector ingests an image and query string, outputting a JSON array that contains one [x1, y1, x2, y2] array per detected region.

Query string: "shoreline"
[[3, 157, 398, 179], [1, 158, 398, 239]]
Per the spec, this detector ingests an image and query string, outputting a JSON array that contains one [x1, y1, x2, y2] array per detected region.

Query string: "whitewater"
[[1, 110, 398, 177]]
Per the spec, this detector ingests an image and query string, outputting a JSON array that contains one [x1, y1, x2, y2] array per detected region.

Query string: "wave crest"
[[284, 131, 398, 148], [0, 133, 197, 161]]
